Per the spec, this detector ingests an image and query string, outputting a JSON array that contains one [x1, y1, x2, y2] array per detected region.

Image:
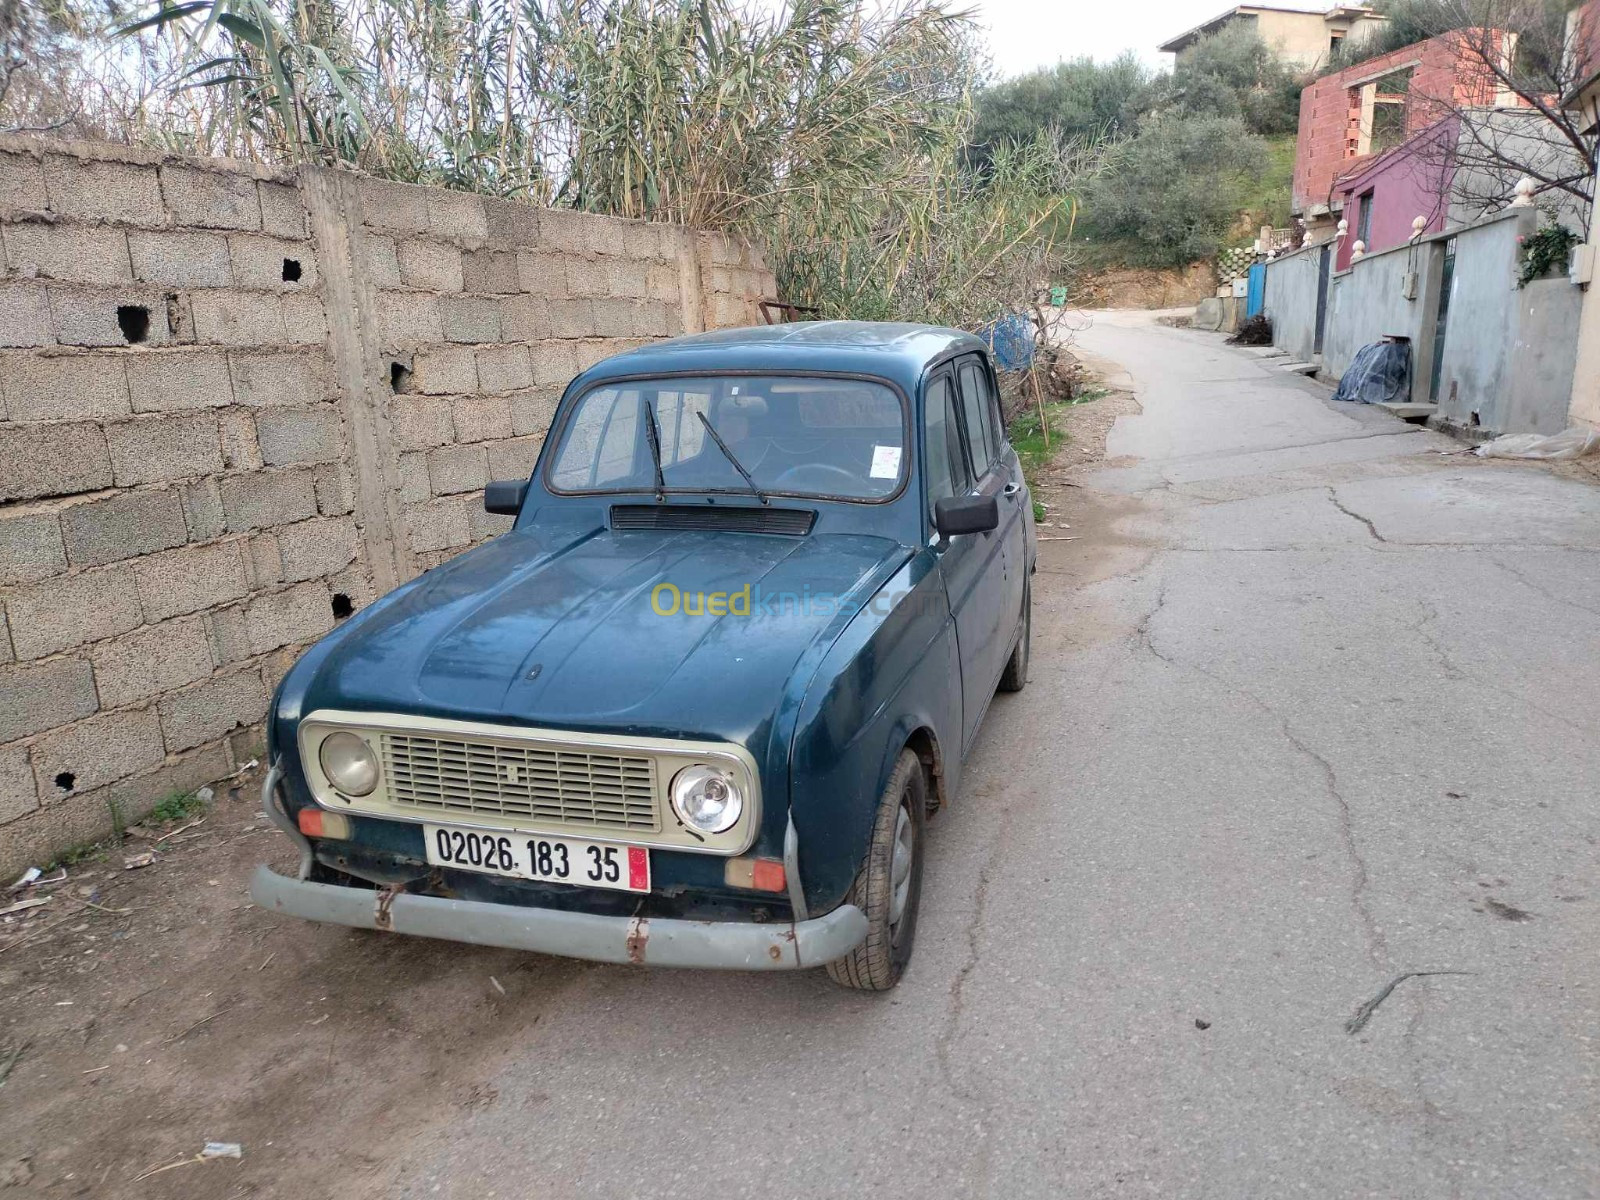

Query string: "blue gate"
[[1246, 262, 1266, 318]]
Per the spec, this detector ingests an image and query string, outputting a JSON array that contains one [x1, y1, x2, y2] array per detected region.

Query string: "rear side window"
[[923, 374, 968, 510], [957, 361, 993, 478]]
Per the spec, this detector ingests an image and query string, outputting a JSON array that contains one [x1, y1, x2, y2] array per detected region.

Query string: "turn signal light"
[[297, 807, 351, 840], [724, 856, 786, 893]]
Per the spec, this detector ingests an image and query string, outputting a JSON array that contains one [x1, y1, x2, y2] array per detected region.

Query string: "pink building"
[[1332, 117, 1457, 269]]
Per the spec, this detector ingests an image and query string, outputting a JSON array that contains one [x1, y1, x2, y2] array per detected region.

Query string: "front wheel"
[[826, 749, 926, 991], [998, 575, 1031, 693]]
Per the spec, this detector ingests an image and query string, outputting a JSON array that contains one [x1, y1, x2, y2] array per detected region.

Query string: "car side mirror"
[[934, 494, 999, 538], [484, 480, 529, 516]]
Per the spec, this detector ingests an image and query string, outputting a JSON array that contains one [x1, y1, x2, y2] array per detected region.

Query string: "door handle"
[[1002, 482, 1021, 498]]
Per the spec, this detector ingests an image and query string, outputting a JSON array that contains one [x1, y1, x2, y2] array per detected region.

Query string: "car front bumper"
[[249, 864, 867, 970]]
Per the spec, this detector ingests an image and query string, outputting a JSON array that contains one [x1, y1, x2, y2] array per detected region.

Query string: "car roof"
[[569, 321, 993, 397]]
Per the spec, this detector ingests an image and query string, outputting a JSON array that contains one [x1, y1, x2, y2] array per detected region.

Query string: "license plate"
[[423, 824, 650, 893]]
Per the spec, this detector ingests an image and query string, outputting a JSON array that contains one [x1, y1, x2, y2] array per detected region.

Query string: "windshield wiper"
[[696, 411, 769, 504], [643, 400, 666, 500]]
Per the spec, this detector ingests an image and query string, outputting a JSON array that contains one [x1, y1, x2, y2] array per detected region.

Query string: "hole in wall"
[[1469, 411, 1481, 427], [331, 593, 355, 620], [54, 771, 76, 792], [116, 305, 150, 344], [390, 361, 413, 394], [282, 257, 303, 283]]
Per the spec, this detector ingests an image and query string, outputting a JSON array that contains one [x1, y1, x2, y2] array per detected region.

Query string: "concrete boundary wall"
[[0, 136, 774, 876], [1261, 208, 1582, 433]]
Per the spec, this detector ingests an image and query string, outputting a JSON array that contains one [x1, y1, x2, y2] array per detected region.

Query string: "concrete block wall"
[[0, 137, 773, 876]]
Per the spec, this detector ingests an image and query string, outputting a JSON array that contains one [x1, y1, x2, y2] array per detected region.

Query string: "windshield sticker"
[[869, 445, 902, 479]]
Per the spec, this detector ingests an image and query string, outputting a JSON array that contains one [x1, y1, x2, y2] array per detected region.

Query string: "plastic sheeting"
[[1474, 427, 1600, 459], [980, 314, 1036, 371], [1332, 340, 1410, 405]]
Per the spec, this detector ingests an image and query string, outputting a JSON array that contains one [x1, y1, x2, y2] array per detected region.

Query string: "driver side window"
[[924, 374, 969, 519]]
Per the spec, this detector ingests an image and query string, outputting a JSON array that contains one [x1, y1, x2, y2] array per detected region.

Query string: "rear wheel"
[[998, 575, 1031, 693], [826, 749, 925, 991]]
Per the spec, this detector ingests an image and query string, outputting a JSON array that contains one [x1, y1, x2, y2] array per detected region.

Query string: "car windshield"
[[547, 375, 906, 501]]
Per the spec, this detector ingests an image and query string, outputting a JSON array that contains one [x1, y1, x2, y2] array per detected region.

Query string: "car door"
[[939, 360, 1011, 752], [957, 355, 1028, 646]]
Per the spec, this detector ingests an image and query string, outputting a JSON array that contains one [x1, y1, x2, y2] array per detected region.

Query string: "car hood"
[[298, 523, 910, 746]]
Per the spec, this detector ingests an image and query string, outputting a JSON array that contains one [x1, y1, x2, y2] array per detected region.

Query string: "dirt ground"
[[0, 372, 1140, 1200], [1072, 263, 1216, 310]]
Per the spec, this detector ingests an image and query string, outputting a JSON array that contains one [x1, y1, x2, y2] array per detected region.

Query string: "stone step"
[[1278, 361, 1319, 375], [1375, 402, 1439, 424]]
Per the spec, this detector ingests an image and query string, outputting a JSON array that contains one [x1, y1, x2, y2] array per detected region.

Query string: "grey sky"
[[974, 0, 1251, 76]]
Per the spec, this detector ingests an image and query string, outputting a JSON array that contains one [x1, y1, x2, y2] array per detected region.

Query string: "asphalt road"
[[378, 312, 1600, 1199]]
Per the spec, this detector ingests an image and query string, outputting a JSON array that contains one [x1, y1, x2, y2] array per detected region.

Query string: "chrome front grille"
[[381, 732, 660, 832]]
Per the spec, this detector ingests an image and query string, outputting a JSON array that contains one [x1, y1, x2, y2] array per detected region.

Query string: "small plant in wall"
[[1517, 223, 1581, 288]]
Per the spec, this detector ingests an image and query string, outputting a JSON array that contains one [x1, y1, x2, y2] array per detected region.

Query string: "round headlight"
[[670, 765, 743, 834], [319, 731, 379, 797]]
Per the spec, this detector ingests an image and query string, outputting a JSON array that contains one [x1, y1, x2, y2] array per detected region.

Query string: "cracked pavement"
[[370, 310, 1600, 1200]]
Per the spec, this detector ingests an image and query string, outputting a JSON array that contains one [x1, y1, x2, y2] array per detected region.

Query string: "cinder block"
[[452, 394, 513, 443], [426, 190, 489, 241], [708, 236, 744, 267], [133, 540, 249, 622], [0, 351, 130, 420], [42, 155, 164, 225], [60, 489, 188, 567], [411, 344, 477, 394], [605, 259, 652, 299], [397, 238, 464, 292], [30, 706, 166, 799], [397, 452, 429, 503], [244, 531, 282, 588], [129, 230, 234, 287], [229, 349, 326, 407], [0, 150, 48, 216], [363, 235, 401, 288], [564, 257, 610, 299], [358, 179, 430, 236], [311, 463, 355, 516], [220, 467, 318, 532], [228, 234, 320, 290], [468, 505, 515, 541], [510, 388, 560, 437], [546, 299, 595, 339], [218, 409, 262, 470], [530, 340, 579, 386], [278, 517, 358, 583], [440, 295, 502, 343], [257, 182, 308, 239], [125, 348, 233, 412], [3, 224, 132, 284], [190, 291, 288, 346], [620, 222, 662, 261], [592, 297, 667, 338], [0, 743, 36, 825], [89, 617, 214, 708], [500, 295, 550, 341], [0, 282, 54, 347], [329, 560, 376, 611], [205, 603, 250, 665], [407, 497, 471, 553], [461, 249, 521, 293], [160, 164, 261, 230], [571, 340, 616, 373], [179, 478, 225, 541], [488, 435, 544, 482], [106, 413, 222, 486], [0, 421, 112, 502], [244, 580, 333, 655], [0, 509, 66, 585], [280, 295, 327, 345], [538, 209, 609, 256], [482, 199, 541, 247], [515, 251, 568, 298], [427, 443, 489, 495], [256, 406, 342, 466], [6, 562, 142, 659], [474, 344, 531, 393], [388, 395, 456, 450], [646, 261, 681, 303], [0, 658, 98, 743], [157, 668, 268, 753], [50, 286, 172, 348], [377, 290, 442, 347]]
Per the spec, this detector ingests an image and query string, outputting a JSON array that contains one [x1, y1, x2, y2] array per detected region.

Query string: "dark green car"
[[253, 321, 1035, 990]]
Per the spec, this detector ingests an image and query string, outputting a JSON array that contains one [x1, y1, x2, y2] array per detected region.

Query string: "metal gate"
[[1246, 262, 1266, 318], [1429, 238, 1456, 402], [1313, 244, 1332, 356]]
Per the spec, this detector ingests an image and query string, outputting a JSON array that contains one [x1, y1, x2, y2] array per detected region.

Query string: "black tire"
[[826, 749, 926, 991], [998, 575, 1031, 693]]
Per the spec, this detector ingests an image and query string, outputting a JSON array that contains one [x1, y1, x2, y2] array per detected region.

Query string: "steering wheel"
[[771, 463, 860, 491]]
